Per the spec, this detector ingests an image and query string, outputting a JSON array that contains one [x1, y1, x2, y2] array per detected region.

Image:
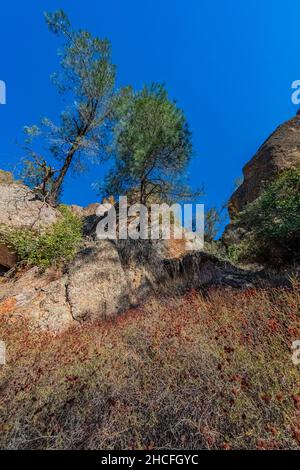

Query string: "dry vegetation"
[[0, 282, 300, 450]]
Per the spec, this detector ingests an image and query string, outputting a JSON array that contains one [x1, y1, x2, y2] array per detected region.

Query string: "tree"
[[102, 84, 199, 206], [22, 10, 116, 205], [204, 207, 221, 242]]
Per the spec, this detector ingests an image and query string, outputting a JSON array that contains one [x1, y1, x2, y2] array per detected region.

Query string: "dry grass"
[[0, 281, 299, 450]]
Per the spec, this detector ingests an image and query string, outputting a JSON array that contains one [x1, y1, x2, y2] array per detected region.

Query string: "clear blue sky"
[[0, 0, 299, 229]]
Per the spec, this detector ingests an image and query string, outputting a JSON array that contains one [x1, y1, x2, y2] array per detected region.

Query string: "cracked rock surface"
[[0, 179, 263, 332], [0, 238, 260, 331]]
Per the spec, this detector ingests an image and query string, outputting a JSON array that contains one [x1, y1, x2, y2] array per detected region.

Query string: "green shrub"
[[230, 167, 300, 264], [0, 170, 15, 184], [0, 206, 83, 269]]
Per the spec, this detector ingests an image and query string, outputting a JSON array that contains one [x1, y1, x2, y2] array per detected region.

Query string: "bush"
[[0, 170, 15, 184], [0, 205, 83, 269], [230, 167, 300, 264]]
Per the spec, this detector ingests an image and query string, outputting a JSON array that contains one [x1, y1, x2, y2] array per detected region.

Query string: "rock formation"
[[0, 181, 59, 269], [0, 170, 271, 332], [223, 111, 300, 247], [0, 240, 256, 331], [0, 182, 58, 229], [228, 111, 300, 218], [0, 178, 255, 331]]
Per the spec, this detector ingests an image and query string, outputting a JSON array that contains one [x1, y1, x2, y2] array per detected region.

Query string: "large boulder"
[[0, 267, 73, 332], [223, 112, 300, 249], [66, 240, 131, 322], [228, 111, 300, 218], [0, 183, 58, 229]]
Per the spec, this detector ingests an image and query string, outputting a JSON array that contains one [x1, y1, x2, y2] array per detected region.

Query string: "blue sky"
[[0, 0, 299, 229]]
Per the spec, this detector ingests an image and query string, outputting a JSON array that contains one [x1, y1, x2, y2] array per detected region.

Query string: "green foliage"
[[0, 206, 83, 269], [0, 170, 15, 184], [102, 84, 200, 205], [22, 10, 117, 205], [230, 167, 300, 263]]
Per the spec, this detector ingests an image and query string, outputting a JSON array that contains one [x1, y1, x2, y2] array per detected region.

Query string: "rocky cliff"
[[0, 176, 256, 332], [228, 110, 300, 218], [223, 111, 300, 249]]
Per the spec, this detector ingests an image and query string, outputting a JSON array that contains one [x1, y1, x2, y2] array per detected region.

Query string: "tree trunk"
[[47, 147, 76, 206], [140, 178, 147, 206]]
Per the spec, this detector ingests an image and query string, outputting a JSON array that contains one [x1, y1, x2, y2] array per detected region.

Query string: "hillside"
[[0, 284, 299, 450], [0, 112, 299, 450]]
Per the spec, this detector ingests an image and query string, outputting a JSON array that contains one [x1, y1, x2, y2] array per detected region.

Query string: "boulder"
[[66, 240, 131, 322], [229, 111, 300, 218], [0, 267, 73, 332], [223, 112, 300, 250], [0, 244, 17, 269], [0, 183, 59, 230], [0, 182, 59, 270], [69, 202, 102, 236]]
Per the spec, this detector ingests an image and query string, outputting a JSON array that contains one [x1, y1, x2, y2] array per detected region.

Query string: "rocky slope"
[[0, 177, 258, 332], [0, 238, 255, 331]]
